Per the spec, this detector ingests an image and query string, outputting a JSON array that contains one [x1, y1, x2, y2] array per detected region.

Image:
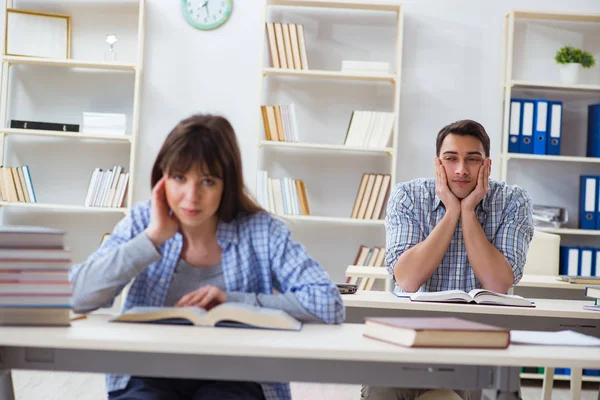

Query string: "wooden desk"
[[342, 291, 600, 337], [511, 275, 591, 301], [0, 316, 600, 400]]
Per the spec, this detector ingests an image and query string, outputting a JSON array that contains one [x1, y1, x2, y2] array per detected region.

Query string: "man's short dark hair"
[[435, 119, 490, 158]]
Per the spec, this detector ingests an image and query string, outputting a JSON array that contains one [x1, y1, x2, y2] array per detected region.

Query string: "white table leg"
[[541, 367, 554, 400], [570, 368, 582, 400], [0, 370, 14, 400]]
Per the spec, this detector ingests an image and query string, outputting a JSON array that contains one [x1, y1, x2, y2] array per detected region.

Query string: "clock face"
[[182, 0, 233, 30]]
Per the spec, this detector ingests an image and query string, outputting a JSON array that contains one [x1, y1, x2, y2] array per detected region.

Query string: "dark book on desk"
[[409, 289, 534, 307], [111, 303, 302, 331], [10, 120, 79, 132], [364, 317, 510, 349]]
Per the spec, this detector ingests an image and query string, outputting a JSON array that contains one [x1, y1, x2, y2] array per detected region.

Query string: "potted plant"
[[555, 45, 596, 84]]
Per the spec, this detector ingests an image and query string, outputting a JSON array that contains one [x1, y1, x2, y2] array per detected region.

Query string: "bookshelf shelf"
[[535, 227, 600, 236], [259, 140, 393, 155], [263, 67, 396, 83], [2, 56, 136, 72], [279, 214, 385, 226], [505, 153, 600, 164], [267, 0, 401, 12], [0, 128, 133, 142], [509, 80, 600, 92], [0, 202, 128, 213], [520, 373, 600, 383]]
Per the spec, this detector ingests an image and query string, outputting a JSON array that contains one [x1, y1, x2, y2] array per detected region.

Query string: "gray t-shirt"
[[72, 233, 319, 322]]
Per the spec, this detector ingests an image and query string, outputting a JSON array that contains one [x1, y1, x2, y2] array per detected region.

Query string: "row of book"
[[261, 105, 298, 142], [560, 246, 600, 277], [347, 245, 386, 291], [351, 173, 391, 220], [344, 111, 395, 149], [579, 175, 600, 230], [256, 171, 310, 216], [83, 112, 127, 136], [0, 226, 72, 326], [265, 23, 309, 70], [508, 98, 562, 155], [0, 165, 36, 203], [84, 166, 130, 208]]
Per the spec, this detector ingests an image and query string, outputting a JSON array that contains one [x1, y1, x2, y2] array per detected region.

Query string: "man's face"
[[438, 134, 489, 199]]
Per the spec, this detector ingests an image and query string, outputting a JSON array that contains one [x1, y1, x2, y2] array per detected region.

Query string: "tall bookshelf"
[[0, 0, 146, 263], [256, 0, 403, 289], [499, 10, 600, 384], [500, 10, 600, 246]]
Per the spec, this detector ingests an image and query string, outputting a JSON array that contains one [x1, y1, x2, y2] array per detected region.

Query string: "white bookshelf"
[[499, 9, 600, 251], [257, 0, 403, 284], [0, 0, 146, 263]]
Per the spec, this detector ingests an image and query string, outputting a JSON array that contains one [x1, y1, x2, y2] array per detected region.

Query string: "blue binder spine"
[[546, 101, 563, 156], [520, 100, 535, 154], [533, 100, 548, 155], [508, 99, 522, 153], [588, 104, 600, 157], [580, 175, 597, 230]]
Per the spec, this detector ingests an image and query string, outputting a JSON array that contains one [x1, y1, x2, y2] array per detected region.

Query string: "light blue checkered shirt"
[[385, 178, 534, 292], [70, 201, 345, 400]]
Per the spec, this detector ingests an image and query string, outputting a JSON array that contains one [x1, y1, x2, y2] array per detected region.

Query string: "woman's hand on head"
[[176, 285, 227, 310], [145, 176, 180, 247]]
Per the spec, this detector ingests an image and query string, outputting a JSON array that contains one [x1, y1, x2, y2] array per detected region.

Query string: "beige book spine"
[[265, 106, 279, 141], [288, 24, 302, 69], [10, 167, 24, 202], [265, 23, 281, 69], [274, 23, 288, 69], [281, 24, 296, 70], [296, 25, 309, 70], [364, 247, 387, 291], [2, 167, 17, 202], [365, 174, 384, 220], [274, 106, 285, 142], [0, 167, 7, 201], [348, 246, 370, 284], [357, 174, 376, 219], [372, 174, 392, 219], [351, 173, 369, 218], [358, 247, 381, 290], [261, 106, 273, 140], [16, 167, 30, 203]]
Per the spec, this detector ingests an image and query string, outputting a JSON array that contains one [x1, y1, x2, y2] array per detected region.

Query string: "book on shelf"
[[350, 173, 391, 220], [406, 289, 534, 307], [0, 166, 36, 203], [84, 166, 129, 208], [266, 22, 308, 70], [346, 245, 386, 291], [256, 171, 310, 216], [82, 112, 127, 135], [10, 119, 79, 132], [344, 110, 394, 149], [111, 303, 302, 331], [261, 104, 298, 142], [363, 317, 510, 349]]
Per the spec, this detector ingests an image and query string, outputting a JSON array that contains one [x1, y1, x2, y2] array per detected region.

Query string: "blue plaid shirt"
[[385, 178, 534, 292], [70, 200, 345, 400]]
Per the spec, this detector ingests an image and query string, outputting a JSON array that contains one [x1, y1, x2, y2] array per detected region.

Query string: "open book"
[[111, 303, 302, 331], [409, 289, 534, 307]]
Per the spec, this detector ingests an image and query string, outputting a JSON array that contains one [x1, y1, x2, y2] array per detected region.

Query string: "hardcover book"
[[10, 120, 79, 132]]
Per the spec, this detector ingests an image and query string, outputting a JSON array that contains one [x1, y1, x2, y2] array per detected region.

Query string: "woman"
[[70, 114, 345, 400]]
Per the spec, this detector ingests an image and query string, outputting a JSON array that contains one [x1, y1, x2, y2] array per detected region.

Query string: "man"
[[362, 119, 534, 400]]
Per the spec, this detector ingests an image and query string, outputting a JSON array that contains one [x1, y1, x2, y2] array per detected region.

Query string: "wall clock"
[[181, 0, 232, 30]]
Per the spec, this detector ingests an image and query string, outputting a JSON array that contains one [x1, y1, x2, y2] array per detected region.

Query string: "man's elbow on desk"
[[393, 269, 422, 293]]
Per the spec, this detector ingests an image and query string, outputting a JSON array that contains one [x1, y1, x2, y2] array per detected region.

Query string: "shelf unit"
[[500, 9, 600, 251], [0, 0, 146, 263], [257, 0, 403, 285], [520, 373, 600, 383]]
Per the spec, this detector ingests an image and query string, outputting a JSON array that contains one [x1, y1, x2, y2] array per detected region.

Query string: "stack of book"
[[256, 171, 310, 216], [533, 204, 567, 228], [0, 165, 36, 203], [261, 104, 298, 142], [265, 23, 309, 70], [0, 226, 72, 326], [344, 111, 395, 149], [347, 245, 386, 291], [350, 173, 391, 220], [83, 112, 127, 135], [341, 60, 390, 74], [84, 166, 130, 208]]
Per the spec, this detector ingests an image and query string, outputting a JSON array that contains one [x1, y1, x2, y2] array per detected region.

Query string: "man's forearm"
[[461, 210, 514, 292], [393, 211, 460, 291]]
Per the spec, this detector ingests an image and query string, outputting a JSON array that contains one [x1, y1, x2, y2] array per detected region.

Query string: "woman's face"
[[164, 165, 224, 230]]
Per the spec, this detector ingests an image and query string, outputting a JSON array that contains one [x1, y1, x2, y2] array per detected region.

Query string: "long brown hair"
[[151, 114, 263, 222]]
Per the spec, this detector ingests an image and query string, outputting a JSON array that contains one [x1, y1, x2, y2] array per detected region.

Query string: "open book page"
[[409, 290, 472, 303], [206, 303, 302, 331], [112, 306, 209, 325], [468, 289, 534, 307]]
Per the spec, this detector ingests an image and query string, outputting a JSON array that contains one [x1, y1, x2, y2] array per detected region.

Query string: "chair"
[[522, 229, 561, 276]]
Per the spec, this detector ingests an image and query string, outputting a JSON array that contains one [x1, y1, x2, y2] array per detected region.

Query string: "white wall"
[[3, 0, 600, 277]]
